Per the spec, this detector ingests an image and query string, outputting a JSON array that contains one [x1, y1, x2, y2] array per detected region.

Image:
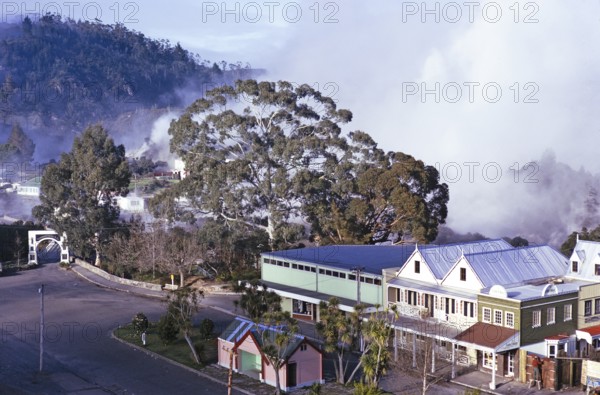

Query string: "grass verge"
[[113, 322, 217, 370]]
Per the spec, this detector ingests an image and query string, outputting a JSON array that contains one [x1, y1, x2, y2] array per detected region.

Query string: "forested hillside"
[[0, 15, 255, 147]]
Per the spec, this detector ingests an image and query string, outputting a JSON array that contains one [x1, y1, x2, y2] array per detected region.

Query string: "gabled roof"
[[418, 239, 513, 279], [568, 240, 600, 279], [263, 245, 416, 275], [464, 245, 568, 288], [220, 317, 318, 360], [220, 316, 256, 343]]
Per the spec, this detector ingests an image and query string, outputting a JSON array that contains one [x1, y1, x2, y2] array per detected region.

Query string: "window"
[[482, 352, 497, 370], [292, 264, 298, 269], [494, 310, 503, 325], [300, 344, 307, 351], [596, 264, 600, 276], [374, 279, 382, 286], [283, 262, 290, 268], [505, 312, 515, 328], [483, 307, 491, 323], [365, 277, 374, 284], [586, 300, 593, 316], [595, 299, 600, 315], [407, 290, 418, 306], [564, 304, 573, 321], [264, 258, 271, 264], [319, 268, 325, 274], [572, 261, 578, 272], [463, 301, 475, 318], [414, 260, 421, 274], [460, 267, 466, 281], [348, 274, 356, 280], [548, 345, 556, 358], [547, 307, 555, 325], [532, 310, 541, 328]]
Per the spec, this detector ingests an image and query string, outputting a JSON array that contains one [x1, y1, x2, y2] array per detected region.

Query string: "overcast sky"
[[14, 0, 600, 241]]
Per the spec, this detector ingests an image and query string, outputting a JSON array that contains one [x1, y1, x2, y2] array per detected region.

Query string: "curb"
[[71, 266, 166, 300], [110, 328, 255, 395], [449, 379, 501, 395]]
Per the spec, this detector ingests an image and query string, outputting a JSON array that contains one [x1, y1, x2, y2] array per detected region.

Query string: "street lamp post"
[[38, 284, 44, 372]]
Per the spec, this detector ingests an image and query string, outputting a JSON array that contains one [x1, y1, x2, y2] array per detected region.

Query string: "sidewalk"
[[450, 370, 582, 394], [70, 262, 167, 299]]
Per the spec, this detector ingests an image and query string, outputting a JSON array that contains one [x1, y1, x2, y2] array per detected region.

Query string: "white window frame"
[[483, 307, 491, 323], [505, 312, 515, 328], [547, 307, 555, 325], [482, 352, 497, 370], [564, 304, 572, 322], [532, 310, 541, 328], [494, 309, 503, 326]]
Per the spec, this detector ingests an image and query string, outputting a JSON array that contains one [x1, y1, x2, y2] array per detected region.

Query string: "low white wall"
[[75, 259, 162, 291]]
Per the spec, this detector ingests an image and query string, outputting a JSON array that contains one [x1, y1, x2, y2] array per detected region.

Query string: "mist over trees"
[[0, 15, 257, 160], [150, 80, 449, 248]]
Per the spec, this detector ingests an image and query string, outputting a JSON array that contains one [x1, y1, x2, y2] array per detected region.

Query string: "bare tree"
[[162, 227, 203, 287]]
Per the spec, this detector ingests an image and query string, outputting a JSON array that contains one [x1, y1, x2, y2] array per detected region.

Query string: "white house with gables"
[[384, 240, 513, 330]]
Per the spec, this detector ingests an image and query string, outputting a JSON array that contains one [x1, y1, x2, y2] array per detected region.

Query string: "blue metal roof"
[[465, 245, 568, 288], [219, 316, 306, 359], [263, 245, 417, 275], [419, 239, 513, 279]]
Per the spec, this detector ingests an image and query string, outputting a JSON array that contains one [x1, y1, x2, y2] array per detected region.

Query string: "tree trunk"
[[337, 353, 345, 384], [95, 247, 101, 267], [183, 330, 200, 364], [274, 365, 281, 395], [267, 215, 275, 251], [179, 268, 185, 288]]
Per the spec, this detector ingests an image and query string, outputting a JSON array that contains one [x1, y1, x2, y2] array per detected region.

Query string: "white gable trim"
[[440, 256, 484, 290], [396, 249, 439, 284]]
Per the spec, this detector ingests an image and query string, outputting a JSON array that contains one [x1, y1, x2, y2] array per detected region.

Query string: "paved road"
[[0, 263, 245, 394]]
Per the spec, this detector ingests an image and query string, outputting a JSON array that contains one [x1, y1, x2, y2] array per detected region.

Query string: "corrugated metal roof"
[[219, 316, 306, 359], [263, 245, 417, 275], [482, 281, 581, 301], [465, 245, 568, 288], [420, 239, 513, 279]]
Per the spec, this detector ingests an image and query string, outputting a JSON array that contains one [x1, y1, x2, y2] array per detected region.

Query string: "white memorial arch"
[[28, 230, 69, 265]]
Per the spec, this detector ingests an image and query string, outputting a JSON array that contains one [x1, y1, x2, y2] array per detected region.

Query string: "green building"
[[261, 245, 415, 321]]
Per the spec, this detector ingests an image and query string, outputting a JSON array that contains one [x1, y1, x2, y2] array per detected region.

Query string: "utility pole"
[[38, 284, 44, 372], [352, 266, 365, 351], [225, 346, 237, 395], [352, 266, 365, 305]]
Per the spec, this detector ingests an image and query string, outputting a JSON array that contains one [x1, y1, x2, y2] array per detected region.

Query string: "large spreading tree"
[[33, 124, 131, 263], [151, 79, 448, 247], [150, 79, 352, 249]]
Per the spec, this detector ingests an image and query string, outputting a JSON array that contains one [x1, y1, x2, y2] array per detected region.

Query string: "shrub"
[[132, 312, 149, 335], [353, 382, 383, 395], [308, 382, 322, 395], [199, 318, 215, 339], [157, 314, 179, 344], [58, 261, 70, 269]]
